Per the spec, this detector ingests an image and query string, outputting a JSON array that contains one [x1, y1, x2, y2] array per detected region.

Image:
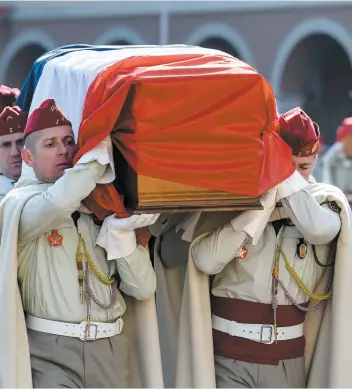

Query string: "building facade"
[[0, 0, 351, 142]]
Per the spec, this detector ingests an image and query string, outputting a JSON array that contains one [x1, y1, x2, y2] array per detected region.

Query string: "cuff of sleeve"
[[230, 208, 274, 245], [276, 170, 308, 201], [96, 223, 137, 260], [76, 137, 115, 184]]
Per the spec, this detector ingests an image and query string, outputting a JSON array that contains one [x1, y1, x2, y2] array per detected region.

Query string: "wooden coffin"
[[112, 138, 262, 214]]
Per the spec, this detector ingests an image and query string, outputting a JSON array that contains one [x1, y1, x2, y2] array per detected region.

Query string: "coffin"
[[112, 138, 262, 213], [19, 45, 295, 219]]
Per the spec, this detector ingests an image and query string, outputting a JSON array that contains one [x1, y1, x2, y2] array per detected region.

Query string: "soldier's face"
[[0, 132, 24, 181], [22, 125, 76, 183], [292, 155, 317, 181]]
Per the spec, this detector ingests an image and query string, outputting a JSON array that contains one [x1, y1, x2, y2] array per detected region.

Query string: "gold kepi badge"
[[311, 140, 319, 154], [48, 229, 63, 247], [296, 238, 307, 259]]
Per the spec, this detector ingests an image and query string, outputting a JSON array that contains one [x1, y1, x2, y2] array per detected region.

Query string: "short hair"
[[24, 132, 39, 152]]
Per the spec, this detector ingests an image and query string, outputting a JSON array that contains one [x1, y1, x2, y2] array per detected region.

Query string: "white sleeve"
[[191, 223, 248, 275], [116, 245, 156, 300], [18, 161, 106, 246], [281, 189, 341, 245], [76, 136, 115, 184]]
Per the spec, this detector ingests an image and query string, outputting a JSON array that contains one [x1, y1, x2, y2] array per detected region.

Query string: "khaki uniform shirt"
[[192, 188, 341, 305], [16, 162, 156, 323]]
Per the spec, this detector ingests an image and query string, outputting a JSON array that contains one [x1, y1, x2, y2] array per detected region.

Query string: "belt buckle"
[[260, 325, 274, 344], [80, 322, 98, 341]]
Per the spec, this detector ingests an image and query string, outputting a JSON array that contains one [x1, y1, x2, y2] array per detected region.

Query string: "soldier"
[[185, 108, 349, 388], [0, 99, 163, 388], [0, 85, 26, 200], [322, 117, 352, 203], [150, 212, 200, 387]]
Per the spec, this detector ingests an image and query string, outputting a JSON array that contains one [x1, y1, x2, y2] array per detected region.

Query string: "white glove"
[[231, 186, 278, 245], [276, 170, 308, 202], [75, 136, 115, 184], [95, 214, 160, 260], [108, 214, 161, 230], [72, 160, 107, 182], [259, 186, 278, 208]]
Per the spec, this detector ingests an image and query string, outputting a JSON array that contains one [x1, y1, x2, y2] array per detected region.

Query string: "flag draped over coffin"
[[17, 44, 294, 218]]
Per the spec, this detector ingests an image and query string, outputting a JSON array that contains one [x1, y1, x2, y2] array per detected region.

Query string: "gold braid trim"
[[276, 246, 332, 301], [77, 235, 115, 286]]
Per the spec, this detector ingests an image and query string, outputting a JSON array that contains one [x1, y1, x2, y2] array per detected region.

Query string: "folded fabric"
[[276, 170, 308, 201], [108, 214, 160, 231], [95, 213, 160, 259], [95, 220, 136, 260], [175, 212, 202, 243], [76, 136, 115, 185], [231, 188, 278, 245]]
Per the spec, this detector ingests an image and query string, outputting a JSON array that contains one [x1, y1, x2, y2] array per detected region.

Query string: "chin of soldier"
[[52, 164, 71, 180], [11, 161, 22, 172]]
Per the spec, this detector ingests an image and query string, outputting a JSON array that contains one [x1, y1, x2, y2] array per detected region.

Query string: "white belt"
[[212, 314, 303, 345], [26, 314, 123, 341]]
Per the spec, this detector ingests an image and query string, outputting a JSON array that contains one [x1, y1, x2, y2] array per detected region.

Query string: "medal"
[[296, 238, 307, 259], [48, 229, 63, 247], [235, 247, 248, 260]]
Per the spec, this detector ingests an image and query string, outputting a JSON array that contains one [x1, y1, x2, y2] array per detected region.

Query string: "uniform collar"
[[269, 206, 291, 223]]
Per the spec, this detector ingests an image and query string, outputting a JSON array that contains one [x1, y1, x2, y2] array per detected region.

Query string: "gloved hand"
[[72, 160, 107, 183], [276, 170, 308, 202], [231, 186, 278, 245], [75, 136, 114, 185], [95, 214, 160, 260], [259, 186, 278, 208], [76, 136, 113, 167], [107, 214, 161, 231]]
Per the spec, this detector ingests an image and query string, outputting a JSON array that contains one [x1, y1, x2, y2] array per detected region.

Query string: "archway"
[[109, 40, 131, 46], [94, 27, 147, 46], [0, 28, 56, 88], [184, 22, 256, 67], [4, 44, 46, 87], [277, 34, 351, 143], [198, 37, 240, 58]]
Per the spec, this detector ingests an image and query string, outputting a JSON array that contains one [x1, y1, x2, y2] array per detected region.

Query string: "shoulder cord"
[[76, 234, 118, 309], [276, 246, 333, 301], [271, 233, 335, 340], [85, 272, 119, 310], [312, 237, 337, 268], [273, 268, 333, 312], [83, 263, 119, 338], [78, 235, 115, 285]]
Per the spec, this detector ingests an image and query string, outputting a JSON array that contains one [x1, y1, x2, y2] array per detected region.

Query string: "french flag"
[[17, 44, 294, 218]]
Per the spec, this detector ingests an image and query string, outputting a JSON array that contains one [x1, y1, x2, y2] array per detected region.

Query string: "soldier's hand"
[[107, 214, 161, 231], [275, 170, 308, 201]]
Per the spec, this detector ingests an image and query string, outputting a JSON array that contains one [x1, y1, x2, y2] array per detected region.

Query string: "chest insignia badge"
[[48, 229, 63, 247], [235, 247, 248, 260], [297, 238, 307, 259]]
